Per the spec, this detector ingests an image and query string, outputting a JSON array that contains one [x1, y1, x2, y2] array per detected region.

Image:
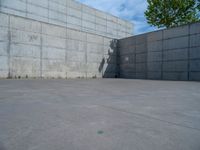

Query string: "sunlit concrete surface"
[[0, 79, 200, 150]]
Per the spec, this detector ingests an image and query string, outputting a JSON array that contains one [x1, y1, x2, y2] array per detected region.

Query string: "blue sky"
[[77, 0, 157, 34]]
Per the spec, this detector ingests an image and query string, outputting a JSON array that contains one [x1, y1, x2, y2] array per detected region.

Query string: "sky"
[[77, 0, 157, 35]]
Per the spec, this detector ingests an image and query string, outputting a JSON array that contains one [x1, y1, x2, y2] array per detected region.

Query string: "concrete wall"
[[0, 12, 117, 78], [119, 22, 200, 81], [0, 0, 133, 39]]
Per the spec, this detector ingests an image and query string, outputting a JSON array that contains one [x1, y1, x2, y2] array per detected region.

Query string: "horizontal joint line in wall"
[[25, 12, 48, 19], [0, 40, 8, 42], [9, 56, 40, 59], [163, 47, 189, 51], [1, 6, 26, 13], [10, 42, 40, 47], [163, 71, 188, 72], [27, 2, 49, 9], [189, 45, 200, 48], [162, 60, 189, 62], [42, 58, 65, 61], [135, 52, 147, 54], [163, 35, 189, 40], [189, 58, 200, 61], [189, 71, 200, 73], [189, 33, 200, 36]]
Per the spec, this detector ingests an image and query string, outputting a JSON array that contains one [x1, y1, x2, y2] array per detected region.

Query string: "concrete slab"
[[0, 79, 200, 150], [147, 40, 162, 52], [189, 72, 200, 81], [190, 47, 200, 59], [10, 16, 41, 33], [136, 63, 146, 72], [163, 25, 189, 39], [147, 71, 162, 79], [163, 72, 188, 80], [190, 34, 200, 47], [190, 60, 200, 71], [0, 41, 8, 56], [163, 37, 188, 50], [163, 48, 188, 61], [190, 22, 200, 35], [163, 61, 188, 72], [0, 13, 9, 27], [136, 53, 147, 63], [147, 62, 162, 72], [147, 51, 162, 62], [147, 30, 163, 42]]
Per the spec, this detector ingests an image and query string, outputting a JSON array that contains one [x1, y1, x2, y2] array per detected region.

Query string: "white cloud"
[[77, 0, 157, 34]]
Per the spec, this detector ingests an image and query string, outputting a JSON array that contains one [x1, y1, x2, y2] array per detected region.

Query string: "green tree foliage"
[[145, 0, 200, 28]]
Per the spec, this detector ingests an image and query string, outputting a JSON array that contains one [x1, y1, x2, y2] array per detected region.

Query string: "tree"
[[145, 0, 200, 28]]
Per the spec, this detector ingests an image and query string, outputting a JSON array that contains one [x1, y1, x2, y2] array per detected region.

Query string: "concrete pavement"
[[0, 79, 200, 150]]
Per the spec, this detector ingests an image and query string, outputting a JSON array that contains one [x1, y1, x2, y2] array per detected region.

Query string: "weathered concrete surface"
[[0, 12, 117, 79], [0, 0, 133, 38], [0, 79, 200, 150]]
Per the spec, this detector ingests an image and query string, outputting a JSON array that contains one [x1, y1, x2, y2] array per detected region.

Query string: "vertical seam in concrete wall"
[[145, 37, 148, 79], [81, 4, 83, 32], [48, 0, 49, 23], [188, 25, 191, 80], [7, 15, 11, 78], [95, 10, 97, 34], [40, 23, 43, 78], [106, 15, 108, 37], [116, 40, 120, 77], [134, 44, 136, 78], [65, 28, 68, 78], [25, 0, 27, 17], [85, 34, 88, 78], [161, 30, 164, 80], [0, 0, 2, 11], [66, 1, 68, 28], [101, 39, 104, 77]]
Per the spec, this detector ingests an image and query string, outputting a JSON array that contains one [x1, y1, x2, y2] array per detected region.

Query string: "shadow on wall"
[[99, 40, 119, 78]]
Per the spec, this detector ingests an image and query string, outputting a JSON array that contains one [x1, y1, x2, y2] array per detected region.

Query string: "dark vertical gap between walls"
[[115, 39, 119, 78], [161, 30, 164, 80], [188, 25, 190, 81]]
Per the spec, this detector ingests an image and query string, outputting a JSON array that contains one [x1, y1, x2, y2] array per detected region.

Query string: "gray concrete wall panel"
[[0, 12, 117, 79], [163, 72, 188, 81], [163, 25, 189, 39], [0, 0, 133, 39], [119, 22, 200, 81]]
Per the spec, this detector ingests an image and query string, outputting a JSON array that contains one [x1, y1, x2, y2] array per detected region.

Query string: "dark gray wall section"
[[118, 22, 200, 81]]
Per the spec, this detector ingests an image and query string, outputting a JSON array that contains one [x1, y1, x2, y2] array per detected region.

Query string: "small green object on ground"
[[97, 130, 104, 134]]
